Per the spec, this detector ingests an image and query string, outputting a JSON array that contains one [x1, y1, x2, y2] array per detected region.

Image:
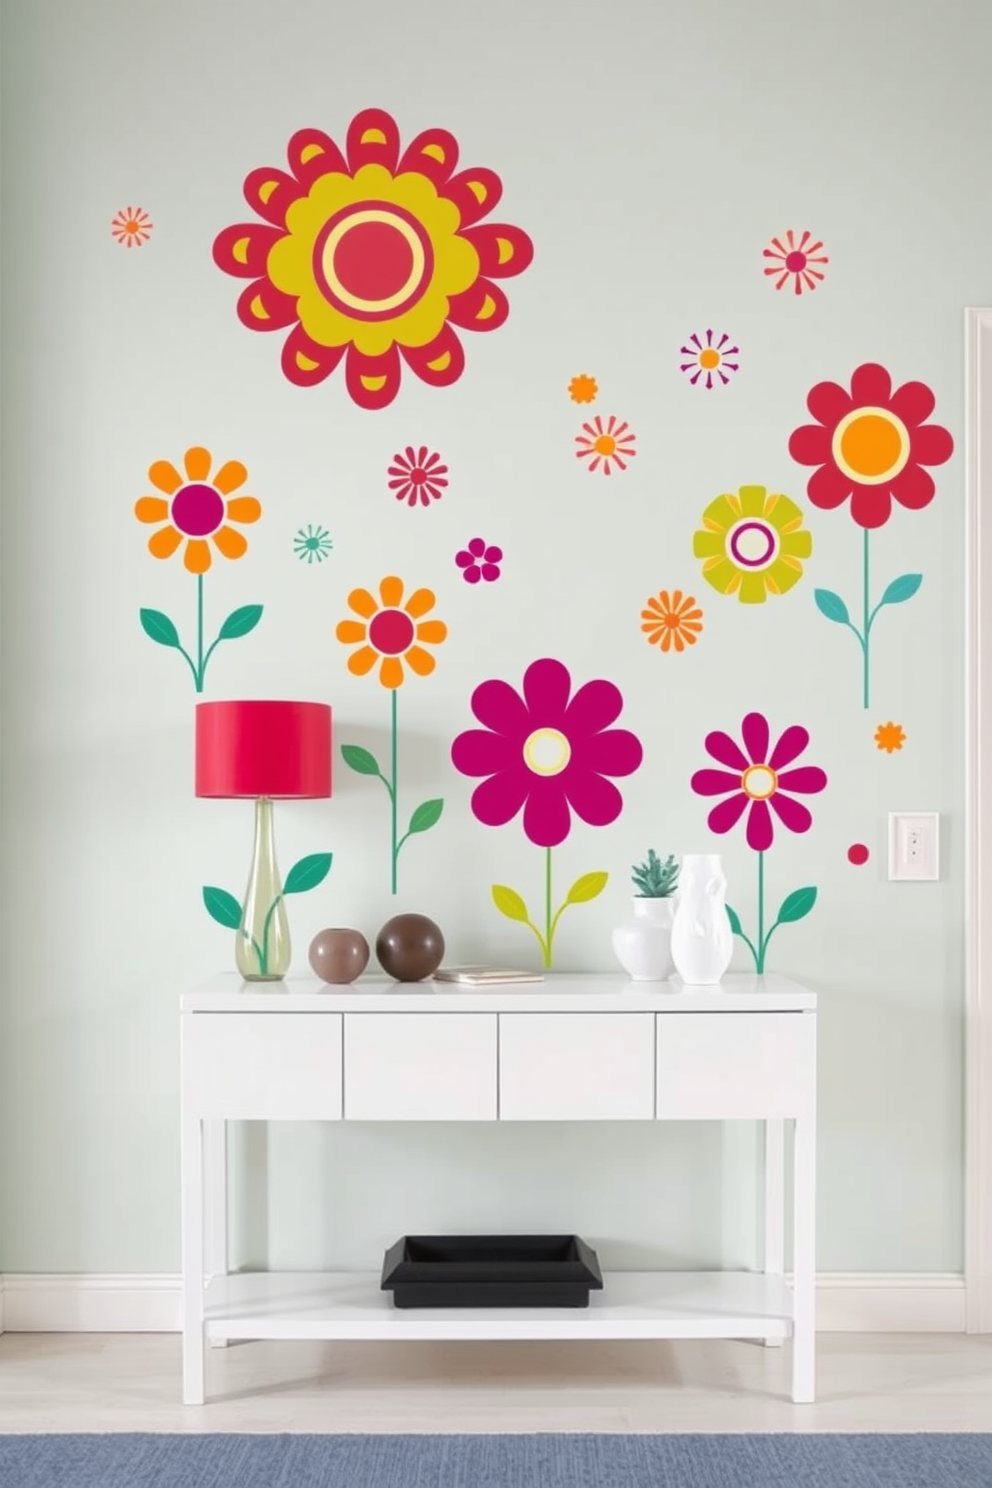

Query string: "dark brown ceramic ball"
[[376, 913, 445, 982], [308, 927, 370, 985]]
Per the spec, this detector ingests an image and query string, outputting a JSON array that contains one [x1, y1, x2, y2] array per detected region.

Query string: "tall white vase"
[[670, 853, 733, 986], [612, 896, 676, 981]]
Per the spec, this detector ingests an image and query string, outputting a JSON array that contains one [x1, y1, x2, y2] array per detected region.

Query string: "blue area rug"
[[2, 1432, 992, 1487]]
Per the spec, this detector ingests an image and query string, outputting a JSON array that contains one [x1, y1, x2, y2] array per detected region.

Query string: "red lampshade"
[[195, 700, 332, 799]]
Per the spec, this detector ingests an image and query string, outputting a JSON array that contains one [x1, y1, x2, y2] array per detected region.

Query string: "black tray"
[[380, 1233, 604, 1309]]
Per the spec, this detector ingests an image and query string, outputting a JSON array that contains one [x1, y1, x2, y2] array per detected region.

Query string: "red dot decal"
[[847, 843, 869, 866]]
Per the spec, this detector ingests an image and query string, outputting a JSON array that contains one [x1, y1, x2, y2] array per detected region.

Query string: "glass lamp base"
[[235, 796, 291, 980]]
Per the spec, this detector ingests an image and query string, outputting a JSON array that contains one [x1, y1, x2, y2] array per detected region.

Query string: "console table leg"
[[181, 1114, 206, 1405], [762, 1118, 785, 1347], [203, 1121, 229, 1349], [791, 1111, 816, 1403]]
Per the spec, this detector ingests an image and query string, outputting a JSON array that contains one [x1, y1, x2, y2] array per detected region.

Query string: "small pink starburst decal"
[[679, 329, 740, 389], [111, 206, 153, 248], [763, 229, 828, 294], [387, 446, 449, 507], [456, 537, 503, 584], [575, 415, 637, 475]]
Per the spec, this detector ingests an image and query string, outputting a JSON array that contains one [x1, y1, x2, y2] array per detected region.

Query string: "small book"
[[433, 965, 545, 985]]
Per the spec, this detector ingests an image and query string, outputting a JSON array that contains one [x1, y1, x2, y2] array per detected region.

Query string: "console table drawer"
[[655, 1012, 814, 1119], [182, 1013, 343, 1119], [344, 1013, 497, 1120], [499, 1013, 654, 1120]]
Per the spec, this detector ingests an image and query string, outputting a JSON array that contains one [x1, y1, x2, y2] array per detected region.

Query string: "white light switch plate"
[[888, 812, 940, 881]]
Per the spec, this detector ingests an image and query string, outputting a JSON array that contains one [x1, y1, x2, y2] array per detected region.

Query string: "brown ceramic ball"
[[376, 913, 445, 982], [308, 927, 370, 985]]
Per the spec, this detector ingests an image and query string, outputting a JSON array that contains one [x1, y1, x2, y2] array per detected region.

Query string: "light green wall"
[[0, 0, 979, 1275]]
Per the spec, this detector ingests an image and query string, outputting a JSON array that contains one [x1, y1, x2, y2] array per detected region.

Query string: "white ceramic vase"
[[612, 896, 677, 982], [670, 853, 733, 986]]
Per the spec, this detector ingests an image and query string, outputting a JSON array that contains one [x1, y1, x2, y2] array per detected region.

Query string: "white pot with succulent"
[[611, 849, 679, 982]]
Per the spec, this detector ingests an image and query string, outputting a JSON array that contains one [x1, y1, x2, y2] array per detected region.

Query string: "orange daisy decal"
[[336, 575, 447, 690], [111, 206, 153, 248], [575, 415, 637, 475], [641, 590, 704, 653], [568, 373, 598, 403], [874, 721, 906, 754], [135, 447, 261, 574]]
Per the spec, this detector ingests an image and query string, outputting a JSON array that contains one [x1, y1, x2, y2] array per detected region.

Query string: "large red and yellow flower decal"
[[212, 108, 534, 411], [788, 362, 953, 529]]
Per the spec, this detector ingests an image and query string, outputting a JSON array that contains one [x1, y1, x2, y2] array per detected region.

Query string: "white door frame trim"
[[964, 308, 992, 1331]]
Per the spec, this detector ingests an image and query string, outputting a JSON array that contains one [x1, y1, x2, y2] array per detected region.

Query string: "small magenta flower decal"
[[691, 711, 827, 972], [388, 446, 449, 507], [456, 538, 502, 584], [452, 657, 643, 966], [679, 329, 739, 389]]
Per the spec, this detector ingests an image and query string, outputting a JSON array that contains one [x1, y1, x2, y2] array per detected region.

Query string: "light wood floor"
[[1, 1332, 990, 1433]]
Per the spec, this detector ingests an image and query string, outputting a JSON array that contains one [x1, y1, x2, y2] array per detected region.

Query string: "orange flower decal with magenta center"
[[641, 590, 704, 653], [135, 446, 261, 573], [336, 575, 447, 690], [212, 108, 534, 411]]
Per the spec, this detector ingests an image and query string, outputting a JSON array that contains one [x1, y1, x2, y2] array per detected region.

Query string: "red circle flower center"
[[171, 482, 224, 537], [313, 201, 434, 323], [368, 608, 415, 655], [785, 250, 807, 271]]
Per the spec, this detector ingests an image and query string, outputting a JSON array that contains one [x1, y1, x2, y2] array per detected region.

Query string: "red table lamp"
[[196, 701, 332, 981]]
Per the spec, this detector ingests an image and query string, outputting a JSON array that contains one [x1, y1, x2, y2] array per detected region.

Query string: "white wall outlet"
[[888, 812, 940, 881]]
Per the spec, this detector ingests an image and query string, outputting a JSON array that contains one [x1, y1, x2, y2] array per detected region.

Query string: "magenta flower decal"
[[388, 446, 449, 507], [452, 657, 643, 965], [456, 537, 503, 584], [691, 711, 827, 972]]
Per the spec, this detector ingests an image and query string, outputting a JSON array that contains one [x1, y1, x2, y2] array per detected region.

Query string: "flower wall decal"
[[693, 486, 811, 603], [789, 362, 953, 707], [388, 446, 448, 507], [763, 229, 828, 294], [293, 524, 333, 563], [641, 590, 703, 652], [452, 658, 643, 967], [456, 538, 502, 584], [691, 711, 827, 972], [875, 721, 906, 753], [112, 206, 153, 247], [134, 446, 263, 691], [568, 373, 598, 403], [679, 329, 740, 389], [575, 415, 637, 475], [336, 576, 447, 892], [212, 107, 534, 410]]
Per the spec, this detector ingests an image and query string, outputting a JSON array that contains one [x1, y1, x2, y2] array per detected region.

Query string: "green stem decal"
[[812, 530, 921, 710], [139, 589, 263, 694], [197, 573, 205, 692], [756, 850, 766, 973], [492, 853, 609, 969], [726, 859, 819, 975], [340, 698, 444, 894]]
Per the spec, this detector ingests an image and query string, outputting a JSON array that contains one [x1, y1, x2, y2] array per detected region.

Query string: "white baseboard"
[[0, 1271, 968, 1334]]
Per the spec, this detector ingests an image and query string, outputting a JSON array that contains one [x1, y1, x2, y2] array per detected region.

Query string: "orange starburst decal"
[[575, 415, 637, 475], [568, 373, 598, 403], [874, 721, 906, 753], [112, 206, 153, 248]]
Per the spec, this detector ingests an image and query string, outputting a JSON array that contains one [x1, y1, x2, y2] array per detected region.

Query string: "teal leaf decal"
[[139, 609, 181, 648], [407, 799, 443, 835], [341, 744, 381, 776], [879, 573, 922, 607], [284, 852, 333, 895], [202, 886, 242, 929], [776, 886, 818, 924], [726, 904, 743, 936], [218, 603, 263, 640], [813, 589, 850, 626]]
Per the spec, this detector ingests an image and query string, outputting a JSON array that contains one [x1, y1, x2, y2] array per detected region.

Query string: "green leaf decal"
[[202, 886, 242, 929], [341, 744, 381, 776], [726, 904, 743, 935], [492, 884, 530, 923], [566, 870, 609, 905], [408, 798, 444, 835], [813, 589, 850, 625], [139, 608, 181, 648], [879, 573, 922, 607], [776, 886, 818, 924], [218, 603, 263, 641], [284, 852, 333, 895]]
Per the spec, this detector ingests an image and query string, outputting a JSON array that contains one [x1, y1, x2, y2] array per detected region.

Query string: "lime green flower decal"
[[693, 485, 812, 603]]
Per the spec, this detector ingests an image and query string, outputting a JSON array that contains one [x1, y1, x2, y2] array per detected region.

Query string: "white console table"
[[180, 972, 816, 1405]]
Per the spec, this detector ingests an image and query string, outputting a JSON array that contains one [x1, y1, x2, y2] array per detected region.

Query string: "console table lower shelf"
[[204, 1270, 795, 1344]]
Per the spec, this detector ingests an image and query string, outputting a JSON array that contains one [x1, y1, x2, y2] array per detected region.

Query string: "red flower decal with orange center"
[[212, 108, 534, 411]]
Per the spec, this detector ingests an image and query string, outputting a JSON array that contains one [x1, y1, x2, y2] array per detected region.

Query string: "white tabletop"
[[182, 971, 816, 1014]]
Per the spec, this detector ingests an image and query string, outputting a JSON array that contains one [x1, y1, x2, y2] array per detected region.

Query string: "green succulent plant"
[[631, 849, 679, 898]]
